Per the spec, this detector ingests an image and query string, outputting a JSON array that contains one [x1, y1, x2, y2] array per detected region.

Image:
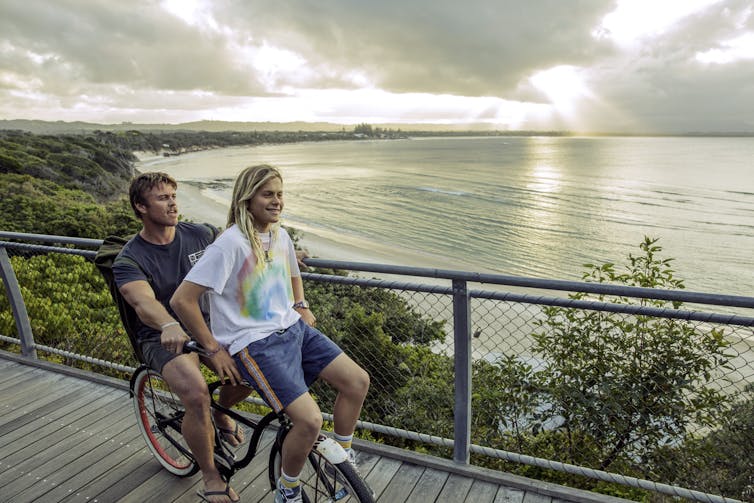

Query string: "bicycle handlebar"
[[183, 340, 210, 356]]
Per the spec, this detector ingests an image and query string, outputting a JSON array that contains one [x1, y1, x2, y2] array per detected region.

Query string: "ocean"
[[136, 135, 754, 298]]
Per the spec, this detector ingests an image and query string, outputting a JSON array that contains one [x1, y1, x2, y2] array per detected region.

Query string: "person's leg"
[[161, 354, 238, 503], [318, 353, 370, 438], [213, 384, 253, 446], [233, 325, 322, 499], [280, 392, 323, 476]]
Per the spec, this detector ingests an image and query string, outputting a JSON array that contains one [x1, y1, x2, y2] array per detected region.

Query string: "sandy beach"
[[176, 184, 437, 267], [171, 174, 420, 268]]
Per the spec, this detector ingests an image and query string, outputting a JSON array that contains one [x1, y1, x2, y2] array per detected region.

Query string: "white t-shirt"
[[184, 224, 302, 355]]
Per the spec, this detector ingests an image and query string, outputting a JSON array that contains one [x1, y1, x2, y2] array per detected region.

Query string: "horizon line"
[[1, 118, 754, 137]]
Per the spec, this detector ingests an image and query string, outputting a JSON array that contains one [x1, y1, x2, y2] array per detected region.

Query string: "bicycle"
[[129, 341, 375, 502]]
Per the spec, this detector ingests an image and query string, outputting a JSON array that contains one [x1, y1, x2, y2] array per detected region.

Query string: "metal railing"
[[1, 230, 752, 503]]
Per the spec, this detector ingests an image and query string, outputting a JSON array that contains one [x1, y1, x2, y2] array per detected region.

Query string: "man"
[[114, 172, 249, 503]]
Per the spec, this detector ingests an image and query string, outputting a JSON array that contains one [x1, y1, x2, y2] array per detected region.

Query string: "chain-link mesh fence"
[[1, 236, 753, 502]]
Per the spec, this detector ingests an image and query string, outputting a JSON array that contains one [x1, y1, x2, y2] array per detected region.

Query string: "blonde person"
[[170, 164, 370, 503]]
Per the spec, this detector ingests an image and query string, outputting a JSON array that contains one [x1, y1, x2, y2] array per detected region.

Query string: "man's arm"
[[170, 280, 241, 385], [119, 280, 188, 354]]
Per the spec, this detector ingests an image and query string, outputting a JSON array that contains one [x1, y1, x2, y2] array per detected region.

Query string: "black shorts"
[[138, 336, 180, 373]]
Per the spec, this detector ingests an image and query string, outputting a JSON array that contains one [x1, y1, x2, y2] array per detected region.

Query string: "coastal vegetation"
[[0, 131, 749, 501]]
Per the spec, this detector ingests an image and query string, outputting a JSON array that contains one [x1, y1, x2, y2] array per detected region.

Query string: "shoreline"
[[135, 162, 415, 267]]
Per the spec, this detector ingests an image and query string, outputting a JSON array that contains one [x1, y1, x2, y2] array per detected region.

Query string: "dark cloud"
[[0, 0, 267, 95], [0, 0, 752, 132], [219, 0, 616, 96]]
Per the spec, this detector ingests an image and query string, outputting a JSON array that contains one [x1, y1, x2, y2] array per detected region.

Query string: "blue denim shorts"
[[233, 318, 343, 412]]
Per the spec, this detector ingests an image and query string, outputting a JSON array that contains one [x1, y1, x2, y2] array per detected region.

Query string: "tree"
[[305, 276, 445, 423], [353, 123, 374, 136], [531, 237, 731, 472], [0, 253, 136, 373], [649, 382, 754, 501], [0, 174, 141, 237]]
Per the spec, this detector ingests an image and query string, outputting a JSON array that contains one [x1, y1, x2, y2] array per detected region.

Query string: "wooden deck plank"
[[523, 492, 555, 502], [363, 456, 402, 499], [436, 473, 475, 502], [466, 479, 506, 503], [70, 446, 164, 502], [0, 389, 119, 474], [0, 376, 106, 432], [54, 433, 149, 501], [0, 393, 127, 498], [0, 365, 63, 393], [0, 363, 51, 388], [0, 374, 79, 425], [28, 427, 144, 502], [0, 394, 116, 480], [119, 467, 202, 503], [375, 462, 425, 502], [0, 389, 104, 451], [0, 355, 634, 503], [405, 467, 450, 502], [0, 367, 42, 393], [351, 448, 380, 478], [9, 406, 135, 502], [495, 486, 526, 502]]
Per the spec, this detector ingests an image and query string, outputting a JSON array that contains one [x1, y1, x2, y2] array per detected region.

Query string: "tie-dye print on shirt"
[[237, 252, 294, 320]]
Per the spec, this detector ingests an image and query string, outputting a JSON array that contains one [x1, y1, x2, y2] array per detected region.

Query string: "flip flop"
[[196, 482, 240, 502], [218, 422, 245, 447]]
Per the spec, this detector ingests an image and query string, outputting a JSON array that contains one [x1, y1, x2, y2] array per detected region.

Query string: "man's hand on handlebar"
[[161, 324, 190, 354]]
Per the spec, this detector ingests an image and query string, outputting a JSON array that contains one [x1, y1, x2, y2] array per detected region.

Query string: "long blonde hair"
[[227, 164, 283, 268]]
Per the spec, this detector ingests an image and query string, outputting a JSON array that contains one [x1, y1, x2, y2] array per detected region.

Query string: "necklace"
[[263, 230, 272, 263]]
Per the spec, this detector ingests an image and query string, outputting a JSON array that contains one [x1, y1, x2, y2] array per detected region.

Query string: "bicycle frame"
[[205, 379, 282, 480], [130, 341, 375, 501]]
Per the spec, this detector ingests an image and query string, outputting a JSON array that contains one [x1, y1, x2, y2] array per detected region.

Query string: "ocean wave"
[[416, 186, 468, 196]]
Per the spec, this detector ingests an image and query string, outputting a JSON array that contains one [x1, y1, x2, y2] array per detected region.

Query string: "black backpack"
[[93, 234, 148, 362]]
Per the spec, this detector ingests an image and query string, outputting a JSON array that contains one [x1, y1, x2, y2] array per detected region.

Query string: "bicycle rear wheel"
[[131, 367, 199, 477], [269, 434, 375, 503]]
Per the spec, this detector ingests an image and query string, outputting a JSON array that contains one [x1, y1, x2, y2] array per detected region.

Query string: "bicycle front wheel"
[[131, 367, 199, 477], [269, 436, 375, 503]]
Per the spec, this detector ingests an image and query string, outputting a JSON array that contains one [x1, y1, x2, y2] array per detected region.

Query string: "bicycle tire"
[[131, 367, 199, 477], [269, 436, 375, 503]]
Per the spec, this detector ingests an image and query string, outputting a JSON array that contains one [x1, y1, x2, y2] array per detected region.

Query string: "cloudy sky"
[[1, 0, 753, 133]]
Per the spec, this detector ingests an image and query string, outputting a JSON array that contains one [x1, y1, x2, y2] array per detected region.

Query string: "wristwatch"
[[293, 300, 310, 310]]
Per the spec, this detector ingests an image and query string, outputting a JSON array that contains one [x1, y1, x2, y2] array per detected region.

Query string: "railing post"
[[0, 246, 36, 358], [452, 278, 471, 464]]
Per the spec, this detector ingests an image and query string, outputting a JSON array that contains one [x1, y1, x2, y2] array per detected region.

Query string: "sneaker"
[[274, 480, 303, 503]]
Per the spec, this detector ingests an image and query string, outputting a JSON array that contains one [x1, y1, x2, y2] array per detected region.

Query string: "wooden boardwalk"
[[0, 354, 630, 503]]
